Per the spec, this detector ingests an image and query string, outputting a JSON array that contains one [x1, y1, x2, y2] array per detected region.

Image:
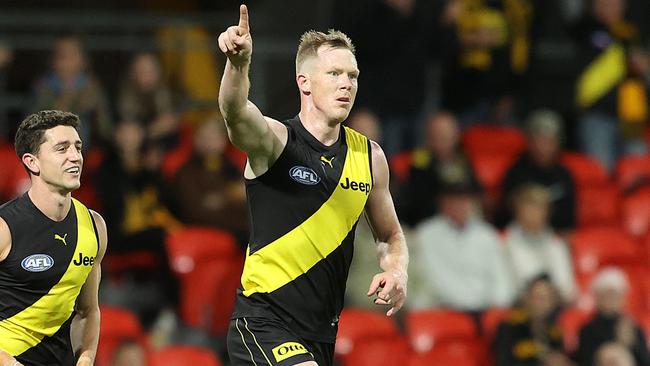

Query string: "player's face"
[[309, 47, 359, 123], [34, 125, 83, 193]]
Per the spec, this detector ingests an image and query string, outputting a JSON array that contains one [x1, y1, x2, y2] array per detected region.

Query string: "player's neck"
[[28, 182, 72, 222], [298, 109, 341, 147]]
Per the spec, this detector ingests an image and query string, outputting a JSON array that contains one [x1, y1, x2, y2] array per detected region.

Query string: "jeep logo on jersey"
[[339, 177, 371, 194], [21, 254, 54, 272], [289, 166, 321, 185], [73, 252, 95, 266]]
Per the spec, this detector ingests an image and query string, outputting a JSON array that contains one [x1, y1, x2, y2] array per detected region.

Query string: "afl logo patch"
[[289, 166, 321, 185], [21, 254, 55, 272]]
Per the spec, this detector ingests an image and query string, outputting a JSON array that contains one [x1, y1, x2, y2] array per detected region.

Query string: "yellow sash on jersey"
[[0, 199, 98, 356], [241, 127, 372, 297]]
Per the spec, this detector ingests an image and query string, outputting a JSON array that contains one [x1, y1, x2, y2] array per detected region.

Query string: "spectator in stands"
[[96, 120, 180, 330], [494, 274, 570, 366], [505, 184, 576, 303], [595, 342, 637, 366], [496, 110, 576, 234], [577, 267, 650, 366], [573, 0, 650, 171], [111, 339, 147, 366], [33, 35, 112, 149], [118, 52, 179, 150], [171, 116, 247, 245], [409, 174, 512, 311], [398, 112, 480, 227], [346, 108, 382, 143], [439, 0, 534, 126]]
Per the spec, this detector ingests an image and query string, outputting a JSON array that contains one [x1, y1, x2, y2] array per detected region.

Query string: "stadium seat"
[[165, 226, 241, 275], [335, 308, 400, 356], [560, 152, 609, 187], [179, 259, 243, 335], [226, 143, 247, 172], [461, 124, 526, 160], [571, 227, 641, 278], [558, 307, 592, 353], [468, 153, 516, 194], [161, 124, 194, 180], [576, 184, 620, 228], [389, 150, 413, 183], [103, 250, 160, 276], [615, 156, 650, 192], [621, 187, 650, 238], [481, 307, 513, 342], [339, 337, 410, 366], [408, 340, 482, 366], [406, 310, 478, 354], [150, 345, 222, 366], [97, 306, 145, 366]]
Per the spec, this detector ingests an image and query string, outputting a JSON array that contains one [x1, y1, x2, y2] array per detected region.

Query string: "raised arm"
[[217, 4, 286, 176], [71, 210, 107, 366], [364, 141, 409, 316]]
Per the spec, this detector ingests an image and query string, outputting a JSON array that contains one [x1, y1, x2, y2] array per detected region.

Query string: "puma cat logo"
[[320, 155, 334, 168], [54, 233, 67, 246]]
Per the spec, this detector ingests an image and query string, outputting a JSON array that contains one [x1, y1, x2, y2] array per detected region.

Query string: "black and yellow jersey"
[[0, 194, 98, 366], [232, 116, 373, 343]]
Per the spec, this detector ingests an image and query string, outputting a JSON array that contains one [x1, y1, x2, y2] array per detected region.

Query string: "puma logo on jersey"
[[320, 155, 334, 168], [340, 177, 371, 194], [73, 252, 95, 266], [54, 233, 67, 246]]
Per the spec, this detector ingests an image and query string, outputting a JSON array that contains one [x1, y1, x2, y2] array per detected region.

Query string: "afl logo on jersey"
[[21, 254, 55, 272], [289, 166, 321, 185]]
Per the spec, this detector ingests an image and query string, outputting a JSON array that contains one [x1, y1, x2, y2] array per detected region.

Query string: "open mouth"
[[336, 97, 350, 103], [64, 166, 81, 175]]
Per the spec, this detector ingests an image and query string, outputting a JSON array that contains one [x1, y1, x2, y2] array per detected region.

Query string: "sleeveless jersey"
[[0, 194, 99, 366], [232, 116, 373, 343]]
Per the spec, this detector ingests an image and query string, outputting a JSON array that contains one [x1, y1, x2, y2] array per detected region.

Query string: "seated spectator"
[[33, 35, 111, 149], [505, 184, 576, 303], [409, 175, 512, 311], [496, 110, 576, 234], [171, 116, 247, 245], [577, 268, 650, 366], [118, 52, 179, 150], [595, 342, 637, 366], [494, 274, 570, 366], [96, 120, 180, 329], [398, 112, 480, 227], [346, 108, 382, 143], [111, 339, 147, 366]]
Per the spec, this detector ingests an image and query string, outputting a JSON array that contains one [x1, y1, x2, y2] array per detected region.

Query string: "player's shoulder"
[[0, 216, 11, 261]]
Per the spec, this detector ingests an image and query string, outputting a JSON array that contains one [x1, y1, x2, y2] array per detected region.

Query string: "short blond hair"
[[511, 184, 550, 209], [296, 29, 355, 72]]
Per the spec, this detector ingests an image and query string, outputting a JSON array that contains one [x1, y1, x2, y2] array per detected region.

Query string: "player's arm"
[[71, 210, 107, 366], [0, 219, 23, 366], [217, 5, 287, 174], [364, 141, 409, 316]]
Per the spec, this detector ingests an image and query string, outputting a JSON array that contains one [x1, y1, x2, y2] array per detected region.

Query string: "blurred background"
[[1, 0, 650, 365]]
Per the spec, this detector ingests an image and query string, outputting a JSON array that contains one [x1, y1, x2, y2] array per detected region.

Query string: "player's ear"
[[297, 73, 311, 95], [22, 153, 40, 175]]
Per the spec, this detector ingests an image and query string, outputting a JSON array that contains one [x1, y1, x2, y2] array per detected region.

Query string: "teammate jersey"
[[0, 194, 98, 366], [232, 116, 373, 343]]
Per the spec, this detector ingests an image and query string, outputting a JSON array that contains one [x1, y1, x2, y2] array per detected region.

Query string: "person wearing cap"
[[409, 174, 512, 312], [577, 267, 650, 366], [496, 109, 576, 235], [504, 184, 576, 303]]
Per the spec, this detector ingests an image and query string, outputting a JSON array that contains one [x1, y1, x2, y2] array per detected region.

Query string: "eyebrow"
[[53, 140, 83, 148]]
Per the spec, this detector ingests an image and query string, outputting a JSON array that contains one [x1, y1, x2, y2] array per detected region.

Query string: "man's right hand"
[[218, 4, 252, 67]]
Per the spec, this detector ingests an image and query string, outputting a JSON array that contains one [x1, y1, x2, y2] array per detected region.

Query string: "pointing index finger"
[[238, 4, 250, 32]]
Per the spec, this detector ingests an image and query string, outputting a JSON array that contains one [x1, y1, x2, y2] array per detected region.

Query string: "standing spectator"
[[574, 0, 650, 170], [494, 274, 571, 366], [171, 116, 247, 244], [398, 112, 480, 227], [496, 110, 576, 234], [111, 340, 147, 366], [577, 267, 650, 366], [440, 0, 535, 126], [409, 175, 512, 311], [33, 35, 112, 149], [505, 184, 576, 302], [118, 52, 179, 150]]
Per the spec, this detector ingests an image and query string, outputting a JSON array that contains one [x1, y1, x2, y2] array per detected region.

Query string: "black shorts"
[[227, 317, 334, 366]]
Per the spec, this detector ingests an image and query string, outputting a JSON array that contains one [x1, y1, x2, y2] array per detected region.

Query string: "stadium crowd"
[[1, 0, 650, 365]]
